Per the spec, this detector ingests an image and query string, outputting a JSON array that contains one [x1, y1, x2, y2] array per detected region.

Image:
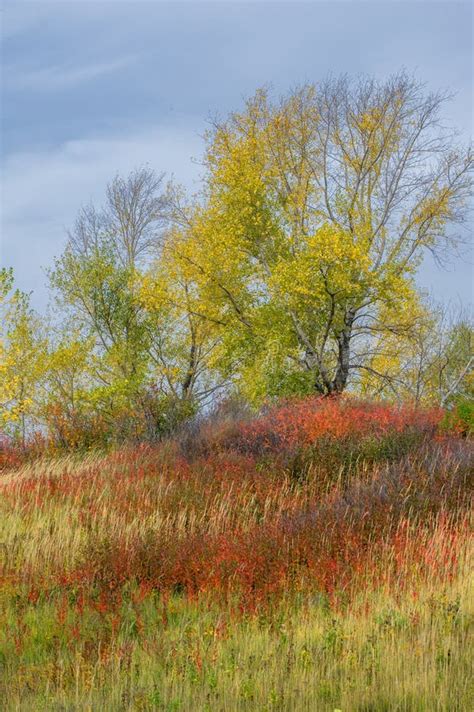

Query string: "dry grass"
[[0, 399, 472, 710]]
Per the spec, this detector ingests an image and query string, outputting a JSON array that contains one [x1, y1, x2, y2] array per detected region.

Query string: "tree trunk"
[[331, 309, 355, 394], [182, 342, 197, 398]]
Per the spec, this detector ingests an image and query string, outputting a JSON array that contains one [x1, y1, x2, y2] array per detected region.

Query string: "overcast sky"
[[1, 0, 472, 310]]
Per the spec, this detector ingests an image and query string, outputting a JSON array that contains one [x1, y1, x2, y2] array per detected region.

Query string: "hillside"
[[0, 397, 473, 711]]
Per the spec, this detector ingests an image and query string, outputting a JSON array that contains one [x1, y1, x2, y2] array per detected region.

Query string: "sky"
[[1, 0, 473, 311]]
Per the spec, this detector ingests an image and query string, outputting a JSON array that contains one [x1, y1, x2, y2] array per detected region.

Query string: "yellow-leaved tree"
[[164, 74, 472, 401], [0, 269, 47, 445]]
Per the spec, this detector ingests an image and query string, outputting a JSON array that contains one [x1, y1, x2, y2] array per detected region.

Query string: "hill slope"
[[1, 398, 472, 710]]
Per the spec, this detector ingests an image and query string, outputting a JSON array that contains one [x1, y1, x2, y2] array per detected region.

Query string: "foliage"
[[0, 396, 472, 709], [42, 168, 221, 449], [0, 72, 472, 710], [0, 269, 47, 443], [442, 396, 474, 436], [359, 303, 473, 407], [1, 75, 472, 447], [139, 231, 222, 405], [164, 75, 472, 399]]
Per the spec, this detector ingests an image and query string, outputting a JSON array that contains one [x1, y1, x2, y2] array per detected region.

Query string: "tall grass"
[[0, 398, 472, 710]]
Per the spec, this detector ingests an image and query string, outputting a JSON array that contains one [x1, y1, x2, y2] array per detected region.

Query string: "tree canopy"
[[158, 74, 472, 400], [1, 73, 473, 448]]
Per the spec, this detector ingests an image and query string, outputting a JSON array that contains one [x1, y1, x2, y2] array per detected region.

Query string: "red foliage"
[[0, 397, 470, 617], [218, 396, 443, 454]]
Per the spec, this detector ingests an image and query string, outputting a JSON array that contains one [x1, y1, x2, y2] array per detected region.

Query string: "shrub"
[[442, 396, 474, 436]]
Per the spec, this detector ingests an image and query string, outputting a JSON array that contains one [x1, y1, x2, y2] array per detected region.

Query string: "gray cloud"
[[1, 0, 472, 310], [6, 56, 139, 91], [1, 123, 204, 307]]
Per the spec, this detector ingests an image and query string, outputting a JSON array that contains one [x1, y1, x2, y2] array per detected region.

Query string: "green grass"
[[0, 400, 472, 710], [1, 568, 472, 711]]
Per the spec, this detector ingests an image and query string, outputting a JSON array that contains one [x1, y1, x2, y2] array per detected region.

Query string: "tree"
[[168, 74, 472, 400], [68, 167, 170, 269], [140, 227, 226, 407], [437, 320, 473, 409], [0, 269, 47, 445], [38, 332, 99, 448], [50, 167, 218, 442], [358, 301, 473, 408]]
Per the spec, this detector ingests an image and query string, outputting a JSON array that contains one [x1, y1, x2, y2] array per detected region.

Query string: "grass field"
[[0, 398, 472, 711]]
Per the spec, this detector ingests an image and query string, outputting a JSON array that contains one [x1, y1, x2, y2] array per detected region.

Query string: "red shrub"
[[1, 397, 470, 616]]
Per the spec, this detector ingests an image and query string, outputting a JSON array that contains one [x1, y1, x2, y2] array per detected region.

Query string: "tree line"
[[1, 72, 473, 449]]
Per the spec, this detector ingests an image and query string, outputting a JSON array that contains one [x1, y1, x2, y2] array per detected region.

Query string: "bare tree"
[[106, 167, 171, 267], [68, 166, 171, 267]]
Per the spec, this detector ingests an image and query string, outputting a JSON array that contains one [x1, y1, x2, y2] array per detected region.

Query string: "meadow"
[[0, 397, 472, 711]]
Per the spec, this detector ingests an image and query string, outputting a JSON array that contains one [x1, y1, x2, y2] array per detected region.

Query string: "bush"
[[440, 396, 474, 437]]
